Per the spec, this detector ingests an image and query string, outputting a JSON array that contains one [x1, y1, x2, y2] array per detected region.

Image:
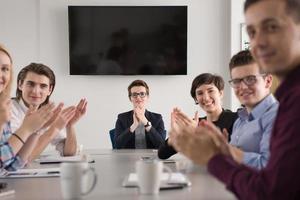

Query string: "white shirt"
[[10, 98, 66, 155]]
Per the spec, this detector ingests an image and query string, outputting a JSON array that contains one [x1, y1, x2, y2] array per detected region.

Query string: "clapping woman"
[[158, 73, 237, 159], [0, 44, 55, 173]]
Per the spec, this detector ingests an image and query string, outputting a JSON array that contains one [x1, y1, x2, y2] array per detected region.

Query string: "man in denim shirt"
[[228, 50, 278, 169]]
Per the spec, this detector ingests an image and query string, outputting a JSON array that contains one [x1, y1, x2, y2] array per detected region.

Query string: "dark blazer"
[[115, 110, 165, 149], [158, 109, 238, 159]]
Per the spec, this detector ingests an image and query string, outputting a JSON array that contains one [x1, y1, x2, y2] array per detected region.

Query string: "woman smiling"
[[158, 73, 237, 159]]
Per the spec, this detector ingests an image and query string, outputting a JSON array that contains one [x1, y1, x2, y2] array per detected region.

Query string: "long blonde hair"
[[0, 44, 13, 96]]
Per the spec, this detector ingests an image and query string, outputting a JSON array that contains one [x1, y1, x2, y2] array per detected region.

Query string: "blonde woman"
[[0, 44, 55, 173]]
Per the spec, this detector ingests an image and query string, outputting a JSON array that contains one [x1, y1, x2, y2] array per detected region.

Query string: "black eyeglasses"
[[228, 74, 266, 88], [130, 92, 147, 98]]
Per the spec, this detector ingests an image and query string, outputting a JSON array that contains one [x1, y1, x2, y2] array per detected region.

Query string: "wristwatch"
[[144, 121, 151, 128]]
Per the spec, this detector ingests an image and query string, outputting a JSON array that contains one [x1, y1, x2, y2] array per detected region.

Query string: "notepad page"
[[128, 172, 188, 183]]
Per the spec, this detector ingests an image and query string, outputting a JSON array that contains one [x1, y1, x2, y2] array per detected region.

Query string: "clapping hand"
[[130, 106, 146, 132], [222, 128, 229, 142], [168, 108, 197, 145], [67, 98, 87, 127], [168, 108, 230, 165], [40, 103, 64, 130], [134, 106, 147, 124], [21, 102, 56, 134], [52, 106, 76, 131], [193, 111, 199, 127], [130, 110, 139, 132]]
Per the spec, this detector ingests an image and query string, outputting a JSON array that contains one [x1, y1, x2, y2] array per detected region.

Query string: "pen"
[[7, 172, 37, 176], [167, 182, 189, 186], [40, 162, 61, 164], [47, 171, 60, 174], [160, 185, 184, 190], [40, 160, 95, 164]]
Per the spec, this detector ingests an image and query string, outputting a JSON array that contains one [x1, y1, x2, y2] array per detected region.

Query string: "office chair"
[[109, 129, 116, 149], [162, 130, 167, 140]]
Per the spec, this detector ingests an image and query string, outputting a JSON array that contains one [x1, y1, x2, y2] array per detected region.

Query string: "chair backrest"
[[109, 129, 116, 149], [163, 130, 167, 140]]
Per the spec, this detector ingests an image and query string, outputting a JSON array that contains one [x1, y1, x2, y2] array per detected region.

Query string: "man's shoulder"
[[11, 98, 24, 112], [260, 95, 279, 118], [146, 110, 162, 119], [117, 110, 133, 119], [259, 98, 279, 129], [222, 109, 238, 119]]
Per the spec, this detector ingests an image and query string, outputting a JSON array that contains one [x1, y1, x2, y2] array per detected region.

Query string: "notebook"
[[0, 167, 60, 178], [36, 154, 94, 164], [122, 172, 191, 188]]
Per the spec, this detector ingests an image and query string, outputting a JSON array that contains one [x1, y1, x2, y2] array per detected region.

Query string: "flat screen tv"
[[68, 6, 187, 75]]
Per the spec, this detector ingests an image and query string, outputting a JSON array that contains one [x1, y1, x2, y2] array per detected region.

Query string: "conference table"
[[1, 149, 237, 200]]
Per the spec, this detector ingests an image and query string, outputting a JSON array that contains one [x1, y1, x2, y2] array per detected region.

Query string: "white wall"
[[0, 0, 233, 149], [230, 0, 245, 110]]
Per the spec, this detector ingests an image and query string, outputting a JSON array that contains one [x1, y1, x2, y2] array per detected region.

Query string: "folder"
[[36, 154, 94, 164], [0, 167, 60, 178], [122, 172, 191, 188]]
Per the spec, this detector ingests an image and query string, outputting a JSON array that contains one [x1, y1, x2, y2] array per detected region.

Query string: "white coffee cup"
[[136, 159, 171, 195], [60, 162, 97, 199]]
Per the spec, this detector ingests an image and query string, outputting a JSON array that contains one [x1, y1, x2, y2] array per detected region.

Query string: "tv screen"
[[68, 6, 187, 75]]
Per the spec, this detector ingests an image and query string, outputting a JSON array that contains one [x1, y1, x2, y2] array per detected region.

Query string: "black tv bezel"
[[68, 5, 188, 75]]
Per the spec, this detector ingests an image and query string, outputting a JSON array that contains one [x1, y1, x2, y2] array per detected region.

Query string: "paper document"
[[37, 154, 94, 164], [123, 172, 191, 187], [0, 167, 60, 178], [0, 189, 15, 197]]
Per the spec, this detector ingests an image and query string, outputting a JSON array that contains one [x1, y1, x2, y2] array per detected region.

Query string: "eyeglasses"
[[228, 74, 266, 88], [130, 92, 148, 98]]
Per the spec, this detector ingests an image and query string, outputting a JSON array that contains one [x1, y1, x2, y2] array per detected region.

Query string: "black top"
[[115, 110, 165, 149], [157, 109, 238, 159]]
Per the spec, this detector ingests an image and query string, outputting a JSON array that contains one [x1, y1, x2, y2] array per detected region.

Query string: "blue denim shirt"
[[230, 94, 278, 169]]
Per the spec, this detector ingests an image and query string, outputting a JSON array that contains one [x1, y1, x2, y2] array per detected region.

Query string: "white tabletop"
[[1, 149, 237, 200]]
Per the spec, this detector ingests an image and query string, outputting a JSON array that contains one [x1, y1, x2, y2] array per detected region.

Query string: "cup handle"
[[81, 167, 97, 196], [163, 165, 173, 184]]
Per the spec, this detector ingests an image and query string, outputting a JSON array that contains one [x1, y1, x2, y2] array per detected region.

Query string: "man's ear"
[[48, 85, 53, 96], [219, 90, 224, 99], [265, 74, 273, 89], [17, 80, 23, 90]]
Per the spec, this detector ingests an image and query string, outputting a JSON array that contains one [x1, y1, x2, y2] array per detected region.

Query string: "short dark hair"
[[229, 50, 255, 72], [190, 73, 224, 104], [127, 80, 149, 98], [244, 0, 300, 23], [16, 63, 55, 106]]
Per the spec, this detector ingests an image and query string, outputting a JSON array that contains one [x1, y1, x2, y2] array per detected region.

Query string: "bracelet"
[[12, 133, 25, 144]]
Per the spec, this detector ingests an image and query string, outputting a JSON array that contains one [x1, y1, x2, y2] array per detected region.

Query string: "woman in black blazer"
[[158, 73, 238, 159], [115, 80, 165, 149]]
